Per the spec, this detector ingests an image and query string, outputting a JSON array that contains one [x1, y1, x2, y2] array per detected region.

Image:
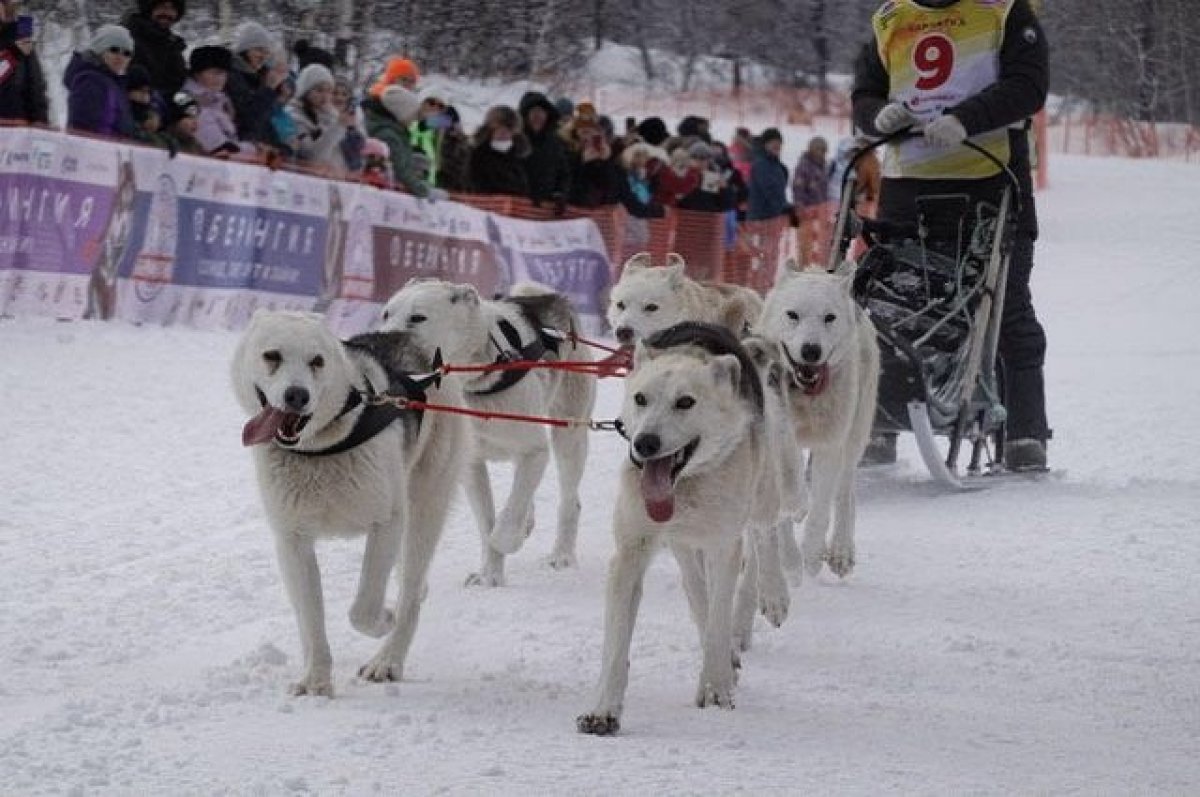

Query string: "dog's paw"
[[733, 624, 754, 654], [358, 654, 403, 684], [759, 587, 790, 628], [348, 605, 395, 638], [543, 549, 577, 570], [800, 537, 827, 578], [464, 569, 505, 588], [576, 712, 620, 736], [826, 539, 855, 578], [288, 673, 334, 698], [695, 678, 736, 709]]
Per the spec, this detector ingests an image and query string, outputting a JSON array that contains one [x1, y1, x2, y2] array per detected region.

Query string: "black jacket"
[[518, 92, 570, 204], [0, 24, 48, 124], [851, 0, 1047, 233], [225, 55, 280, 146], [468, 133, 531, 197], [122, 11, 188, 98]]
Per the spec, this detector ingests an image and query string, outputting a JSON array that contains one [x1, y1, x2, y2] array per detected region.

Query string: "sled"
[[828, 134, 1021, 489]]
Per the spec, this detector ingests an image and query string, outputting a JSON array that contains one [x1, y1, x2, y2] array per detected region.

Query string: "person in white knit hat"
[[286, 63, 356, 175], [224, 20, 289, 149], [64, 24, 136, 138]]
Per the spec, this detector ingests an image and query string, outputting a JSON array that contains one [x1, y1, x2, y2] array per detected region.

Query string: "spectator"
[[712, 140, 749, 213], [225, 21, 289, 148], [518, 91, 570, 213], [635, 116, 670, 147], [0, 14, 49, 125], [127, 64, 168, 146], [746, 127, 792, 221], [64, 24, 136, 139], [728, 126, 754, 183], [361, 80, 441, 199], [792, 135, 830, 211], [620, 142, 668, 219], [122, 0, 187, 98], [359, 137, 391, 189], [678, 140, 737, 213], [435, 105, 471, 192], [286, 64, 352, 174], [468, 105, 529, 197], [330, 77, 365, 174], [161, 89, 203, 155], [182, 44, 256, 158], [567, 116, 623, 209], [268, 73, 298, 157], [409, 88, 451, 185], [559, 100, 600, 155], [553, 96, 574, 122], [653, 143, 702, 207]]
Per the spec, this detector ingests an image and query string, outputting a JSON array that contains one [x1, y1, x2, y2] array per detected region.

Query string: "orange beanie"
[[369, 57, 420, 98]]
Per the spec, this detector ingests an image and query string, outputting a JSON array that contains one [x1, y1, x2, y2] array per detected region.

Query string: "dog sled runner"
[[828, 135, 1021, 488]]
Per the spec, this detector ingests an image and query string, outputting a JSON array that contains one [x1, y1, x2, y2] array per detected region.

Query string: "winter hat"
[[88, 25, 135, 56], [380, 85, 421, 124], [189, 45, 232, 74], [138, 0, 186, 18], [553, 96, 574, 118], [369, 57, 419, 98], [293, 39, 335, 70], [233, 21, 274, 54], [636, 116, 669, 147], [688, 140, 714, 160], [164, 89, 199, 126], [126, 64, 152, 91], [362, 138, 390, 160], [295, 64, 334, 99], [759, 127, 783, 146], [15, 15, 34, 40]]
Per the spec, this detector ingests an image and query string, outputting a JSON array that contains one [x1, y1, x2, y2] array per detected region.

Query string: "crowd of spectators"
[[1, 1, 882, 222]]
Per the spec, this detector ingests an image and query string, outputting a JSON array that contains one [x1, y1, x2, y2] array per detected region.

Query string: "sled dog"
[[758, 261, 880, 577], [232, 310, 467, 696], [577, 323, 779, 735], [379, 279, 596, 587], [607, 252, 764, 347]]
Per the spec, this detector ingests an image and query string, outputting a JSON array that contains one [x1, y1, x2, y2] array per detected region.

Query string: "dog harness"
[[469, 311, 564, 397]]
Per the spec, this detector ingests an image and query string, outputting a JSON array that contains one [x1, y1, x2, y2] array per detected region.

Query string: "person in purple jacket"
[[64, 24, 136, 139]]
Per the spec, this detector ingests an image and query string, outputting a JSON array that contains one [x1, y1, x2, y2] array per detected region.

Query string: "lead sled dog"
[[577, 323, 782, 735], [379, 278, 596, 587], [232, 310, 467, 696]]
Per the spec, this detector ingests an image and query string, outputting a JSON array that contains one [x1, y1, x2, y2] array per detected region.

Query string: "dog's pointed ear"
[[623, 252, 652, 274], [778, 258, 802, 282], [710, 353, 742, 392], [831, 258, 855, 278], [664, 253, 686, 287], [450, 285, 480, 307]]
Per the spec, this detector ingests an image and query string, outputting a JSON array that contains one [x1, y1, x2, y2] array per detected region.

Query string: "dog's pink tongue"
[[639, 458, 675, 522], [242, 406, 286, 447]]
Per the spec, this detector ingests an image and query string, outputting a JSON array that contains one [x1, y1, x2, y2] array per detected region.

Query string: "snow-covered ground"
[[2, 153, 1199, 795]]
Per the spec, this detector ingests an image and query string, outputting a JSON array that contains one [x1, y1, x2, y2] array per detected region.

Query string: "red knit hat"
[[369, 57, 419, 98]]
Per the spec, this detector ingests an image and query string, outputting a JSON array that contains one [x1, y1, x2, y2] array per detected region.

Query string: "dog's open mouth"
[[792, 363, 829, 395], [637, 438, 699, 523], [242, 406, 311, 447]]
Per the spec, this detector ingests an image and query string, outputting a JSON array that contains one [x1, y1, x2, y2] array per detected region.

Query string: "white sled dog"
[[379, 279, 596, 587], [608, 250, 801, 644], [758, 261, 880, 577], [607, 252, 764, 347], [233, 310, 467, 696], [578, 323, 781, 736]]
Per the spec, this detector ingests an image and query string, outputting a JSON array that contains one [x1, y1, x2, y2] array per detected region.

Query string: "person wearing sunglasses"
[[64, 24, 136, 139], [122, 0, 187, 98]]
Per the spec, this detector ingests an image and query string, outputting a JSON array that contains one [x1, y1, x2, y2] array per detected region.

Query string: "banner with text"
[[0, 129, 611, 336]]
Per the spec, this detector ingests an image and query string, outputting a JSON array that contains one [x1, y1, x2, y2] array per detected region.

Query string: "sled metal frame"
[[831, 134, 1021, 489]]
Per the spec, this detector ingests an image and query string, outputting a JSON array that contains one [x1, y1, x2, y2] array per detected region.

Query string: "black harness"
[[293, 355, 442, 458], [469, 313, 564, 397]]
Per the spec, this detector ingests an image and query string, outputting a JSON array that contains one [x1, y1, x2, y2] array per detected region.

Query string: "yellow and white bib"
[[873, 0, 1014, 179]]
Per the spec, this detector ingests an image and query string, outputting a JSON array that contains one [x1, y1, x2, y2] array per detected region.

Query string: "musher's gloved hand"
[[924, 114, 968, 148], [873, 102, 919, 134]]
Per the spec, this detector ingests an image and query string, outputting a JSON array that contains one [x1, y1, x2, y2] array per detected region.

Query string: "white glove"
[[924, 114, 968, 148], [425, 187, 449, 202], [873, 102, 919, 134]]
